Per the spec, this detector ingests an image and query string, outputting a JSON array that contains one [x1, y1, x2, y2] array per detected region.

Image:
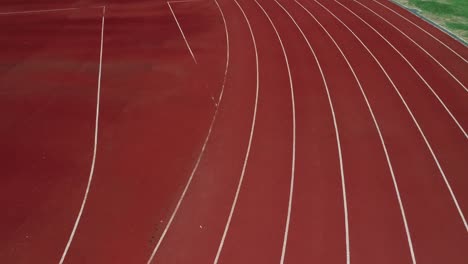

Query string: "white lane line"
[[371, 0, 467, 63], [315, 0, 468, 232], [168, 0, 203, 3], [59, 6, 106, 264], [213, 0, 259, 263], [213, 0, 230, 104], [0, 6, 104, 16], [146, 0, 230, 262], [167, 1, 197, 64], [333, 0, 468, 230], [353, 1, 468, 93], [275, 0, 351, 264], [335, 0, 468, 138], [272, 1, 347, 263], [294, 0, 416, 262], [337, 2, 468, 138], [253, 2, 299, 263]]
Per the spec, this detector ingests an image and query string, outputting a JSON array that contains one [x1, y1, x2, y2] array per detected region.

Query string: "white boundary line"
[[167, 1, 198, 64], [333, 0, 468, 230], [59, 6, 106, 264], [146, 0, 230, 262], [253, 1, 299, 263], [335, 2, 468, 137], [388, 1, 467, 47], [168, 0, 203, 3], [294, 0, 416, 262], [212, 0, 229, 105], [0, 6, 104, 16], [372, 0, 467, 63], [272, 1, 348, 263], [315, 0, 468, 231], [352, 1, 467, 93], [213, 0, 259, 263]]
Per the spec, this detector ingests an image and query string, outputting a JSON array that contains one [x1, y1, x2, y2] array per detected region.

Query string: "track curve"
[[1, 0, 467, 263]]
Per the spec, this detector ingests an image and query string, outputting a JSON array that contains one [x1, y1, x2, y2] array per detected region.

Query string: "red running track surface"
[[0, 0, 467, 263]]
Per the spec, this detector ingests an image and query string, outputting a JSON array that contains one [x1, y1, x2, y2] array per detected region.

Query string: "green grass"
[[410, 0, 467, 17], [395, 0, 468, 42], [446, 22, 468, 30]]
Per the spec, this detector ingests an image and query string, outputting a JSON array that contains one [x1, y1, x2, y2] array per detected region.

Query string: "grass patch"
[[409, 0, 467, 17], [394, 0, 468, 42], [446, 22, 468, 30]]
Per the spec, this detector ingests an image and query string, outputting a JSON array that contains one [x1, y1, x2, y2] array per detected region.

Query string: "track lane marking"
[[213, 0, 260, 263], [252, 1, 300, 263], [337, 1, 468, 139], [167, 1, 198, 64], [168, 0, 203, 3], [294, 0, 416, 262], [314, 0, 468, 232], [213, 0, 230, 105], [353, 0, 467, 93], [0, 6, 104, 15], [59, 6, 106, 264], [371, 0, 467, 63], [146, 0, 230, 262], [271, 1, 349, 263]]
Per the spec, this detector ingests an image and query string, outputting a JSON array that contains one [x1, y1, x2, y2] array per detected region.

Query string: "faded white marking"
[[167, 1, 198, 64], [146, 0, 230, 263], [59, 6, 106, 264], [213, 0, 260, 263]]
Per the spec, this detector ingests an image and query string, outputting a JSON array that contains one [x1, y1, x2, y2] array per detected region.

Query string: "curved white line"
[[59, 6, 106, 264], [372, 0, 467, 63], [335, 0, 468, 138], [213, 0, 259, 263], [294, 1, 416, 262], [253, 2, 299, 263], [146, 0, 230, 263], [168, 0, 203, 3], [333, 0, 468, 230], [315, 0, 468, 231], [270, 1, 347, 263], [213, 0, 230, 104], [354, 0, 467, 93], [341, 1, 468, 139]]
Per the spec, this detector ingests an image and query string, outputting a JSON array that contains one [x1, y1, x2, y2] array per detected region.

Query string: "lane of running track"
[[369, 0, 468, 63], [337, 1, 468, 212], [354, 0, 468, 89], [213, 0, 295, 263], [0, 7, 104, 263], [1, 1, 226, 263], [344, 0, 468, 131], [149, 0, 258, 262], [152, 0, 467, 263], [274, 0, 411, 263], [1, 0, 467, 263], [62, 2, 228, 263], [302, 0, 467, 263]]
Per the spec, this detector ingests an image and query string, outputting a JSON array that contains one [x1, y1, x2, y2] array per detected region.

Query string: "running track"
[[0, 0, 467, 263]]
